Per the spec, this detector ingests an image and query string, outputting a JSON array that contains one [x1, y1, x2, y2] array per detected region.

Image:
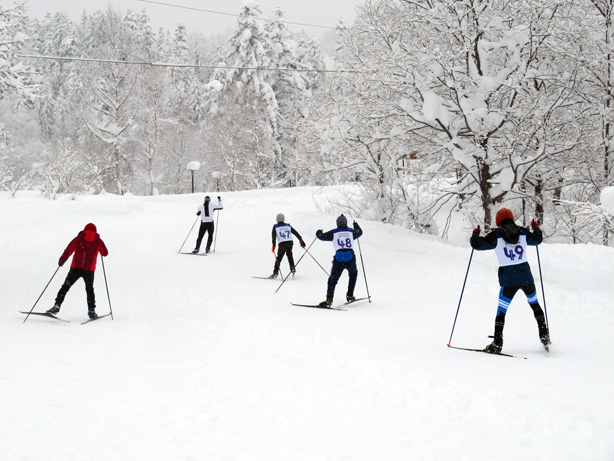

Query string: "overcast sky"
[[24, 0, 362, 37]]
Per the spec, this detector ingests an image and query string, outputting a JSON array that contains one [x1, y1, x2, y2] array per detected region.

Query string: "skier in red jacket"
[[47, 223, 109, 319]]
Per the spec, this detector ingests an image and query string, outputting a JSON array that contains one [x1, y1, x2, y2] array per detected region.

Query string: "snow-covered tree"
[[0, 1, 37, 104], [79, 7, 143, 194], [223, 2, 281, 185], [331, 0, 583, 231]]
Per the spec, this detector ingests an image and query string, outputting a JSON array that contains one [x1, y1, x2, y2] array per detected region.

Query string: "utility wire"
[[136, 0, 340, 30], [17, 53, 367, 74]]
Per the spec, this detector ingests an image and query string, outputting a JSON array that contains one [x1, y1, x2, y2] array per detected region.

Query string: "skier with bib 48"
[[470, 208, 550, 353], [47, 223, 109, 320], [192, 195, 223, 254], [315, 215, 363, 308], [270, 213, 305, 278]]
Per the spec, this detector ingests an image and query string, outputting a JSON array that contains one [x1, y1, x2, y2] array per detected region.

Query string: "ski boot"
[[484, 335, 503, 354], [537, 318, 550, 351], [268, 273, 278, 279], [47, 304, 61, 315], [291, 268, 296, 277], [191, 248, 200, 254], [346, 292, 356, 303], [318, 296, 333, 308], [88, 309, 98, 320], [205, 248, 211, 254]]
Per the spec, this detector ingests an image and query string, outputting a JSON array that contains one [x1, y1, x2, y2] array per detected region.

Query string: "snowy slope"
[[1, 187, 613, 460]]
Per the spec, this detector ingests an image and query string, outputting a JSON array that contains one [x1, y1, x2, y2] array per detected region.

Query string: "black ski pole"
[[101, 256, 114, 320], [178, 216, 199, 253], [355, 236, 371, 303], [536, 246, 549, 330], [23, 265, 61, 324], [275, 237, 317, 294], [447, 248, 474, 347]]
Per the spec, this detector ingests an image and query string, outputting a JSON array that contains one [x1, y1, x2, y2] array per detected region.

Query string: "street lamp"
[[187, 161, 201, 193]]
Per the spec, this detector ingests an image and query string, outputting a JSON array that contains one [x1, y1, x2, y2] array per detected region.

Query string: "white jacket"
[[197, 199, 223, 223]]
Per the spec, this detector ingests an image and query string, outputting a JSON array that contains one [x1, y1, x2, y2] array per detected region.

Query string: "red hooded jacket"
[[59, 223, 109, 271]]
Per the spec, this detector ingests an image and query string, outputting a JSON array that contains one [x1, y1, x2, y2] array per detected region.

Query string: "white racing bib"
[[275, 224, 293, 243], [333, 230, 354, 252], [495, 232, 528, 267]]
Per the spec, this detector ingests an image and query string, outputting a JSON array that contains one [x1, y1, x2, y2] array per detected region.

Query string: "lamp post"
[[186, 161, 201, 193]]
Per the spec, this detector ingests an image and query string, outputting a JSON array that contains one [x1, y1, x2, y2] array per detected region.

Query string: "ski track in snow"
[[1, 187, 613, 460]]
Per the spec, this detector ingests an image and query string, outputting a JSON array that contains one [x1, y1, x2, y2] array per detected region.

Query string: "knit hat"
[[204, 196, 211, 202], [336, 214, 348, 228], [84, 223, 97, 233], [495, 208, 514, 227], [276, 213, 285, 223]]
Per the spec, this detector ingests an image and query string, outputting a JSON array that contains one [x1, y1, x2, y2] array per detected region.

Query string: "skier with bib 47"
[[470, 208, 550, 353], [270, 213, 305, 278], [315, 215, 363, 308], [193, 195, 223, 254]]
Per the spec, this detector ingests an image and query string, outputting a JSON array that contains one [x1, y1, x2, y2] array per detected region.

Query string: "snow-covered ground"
[[1, 187, 613, 460]]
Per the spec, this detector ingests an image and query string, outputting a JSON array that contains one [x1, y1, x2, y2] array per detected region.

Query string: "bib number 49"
[[504, 245, 524, 261]]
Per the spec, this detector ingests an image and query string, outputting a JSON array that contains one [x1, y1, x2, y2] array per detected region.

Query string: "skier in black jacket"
[[315, 215, 363, 308], [470, 207, 550, 353], [270, 213, 305, 278]]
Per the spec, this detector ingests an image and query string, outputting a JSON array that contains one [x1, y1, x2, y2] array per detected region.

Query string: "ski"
[[344, 296, 371, 306], [179, 252, 207, 256], [20, 311, 70, 323], [448, 345, 527, 359], [290, 303, 347, 311], [81, 313, 112, 325], [252, 276, 278, 280]]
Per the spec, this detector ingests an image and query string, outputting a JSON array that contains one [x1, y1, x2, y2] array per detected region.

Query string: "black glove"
[[472, 225, 481, 235], [316, 229, 323, 238], [197, 211, 201, 215], [353, 220, 358, 227], [217, 196, 221, 201], [531, 219, 540, 230], [300, 239, 306, 248]]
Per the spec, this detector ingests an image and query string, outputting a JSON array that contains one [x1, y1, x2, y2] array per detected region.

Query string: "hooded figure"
[[48, 223, 109, 319], [470, 208, 549, 354]]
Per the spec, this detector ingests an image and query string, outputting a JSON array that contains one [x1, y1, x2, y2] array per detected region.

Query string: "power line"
[[17, 53, 367, 74], [136, 0, 340, 30]]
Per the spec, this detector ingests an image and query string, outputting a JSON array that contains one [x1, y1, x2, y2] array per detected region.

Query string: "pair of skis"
[[20, 311, 112, 325], [179, 252, 208, 256], [291, 296, 371, 311], [448, 341, 550, 359]]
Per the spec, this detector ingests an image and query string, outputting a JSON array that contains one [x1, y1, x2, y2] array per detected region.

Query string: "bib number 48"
[[337, 237, 352, 248]]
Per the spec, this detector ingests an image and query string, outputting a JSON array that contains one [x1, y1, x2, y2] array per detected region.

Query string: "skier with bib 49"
[[47, 223, 108, 320], [192, 195, 223, 254], [270, 213, 305, 278], [470, 208, 550, 353], [315, 215, 363, 308]]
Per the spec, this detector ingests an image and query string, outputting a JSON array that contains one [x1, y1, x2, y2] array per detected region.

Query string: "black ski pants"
[[195, 221, 215, 251], [327, 255, 358, 299], [274, 241, 295, 274], [55, 268, 96, 310]]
